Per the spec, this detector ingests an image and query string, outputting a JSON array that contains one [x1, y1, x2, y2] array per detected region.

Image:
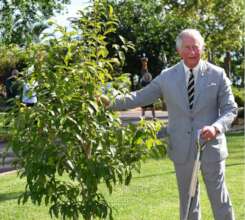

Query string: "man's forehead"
[[182, 34, 199, 41], [182, 36, 202, 46]]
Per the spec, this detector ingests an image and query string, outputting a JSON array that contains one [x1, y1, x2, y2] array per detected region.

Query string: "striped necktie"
[[187, 69, 194, 109]]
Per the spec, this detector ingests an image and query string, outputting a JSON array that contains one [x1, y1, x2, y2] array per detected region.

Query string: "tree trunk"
[[208, 49, 213, 63]]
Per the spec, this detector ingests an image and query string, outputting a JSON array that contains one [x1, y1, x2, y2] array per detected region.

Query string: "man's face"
[[177, 35, 203, 69]]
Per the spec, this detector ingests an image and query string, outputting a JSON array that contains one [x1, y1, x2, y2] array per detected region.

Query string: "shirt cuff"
[[212, 123, 222, 135]]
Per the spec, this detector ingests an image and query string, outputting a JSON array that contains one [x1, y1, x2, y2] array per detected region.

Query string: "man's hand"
[[200, 126, 219, 141]]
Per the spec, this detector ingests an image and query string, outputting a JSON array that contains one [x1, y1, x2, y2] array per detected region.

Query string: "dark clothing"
[[5, 76, 22, 99], [141, 80, 150, 87], [141, 78, 154, 108]]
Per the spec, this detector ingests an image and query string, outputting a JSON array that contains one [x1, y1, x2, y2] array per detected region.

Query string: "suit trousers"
[[174, 159, 235, 220]]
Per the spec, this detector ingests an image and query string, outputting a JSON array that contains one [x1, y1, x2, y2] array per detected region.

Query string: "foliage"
[[108, 0, 244, 78], [231, 49, 245, 80], [232, 86, 245, 108], [0, 44, 28, 78], [169, 0, 245, 66], [0, 132, 244, 220], [108, 0, 174, 77], [5, 1, 164, 220], [0, 112, 11, 141], [0, 0, 70, 45]]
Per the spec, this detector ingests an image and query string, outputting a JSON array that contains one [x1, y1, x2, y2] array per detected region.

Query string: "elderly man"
[[105, 29, 237, 220]]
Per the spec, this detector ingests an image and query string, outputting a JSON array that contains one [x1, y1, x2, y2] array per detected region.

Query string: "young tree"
[[6, 1, 164, 220]]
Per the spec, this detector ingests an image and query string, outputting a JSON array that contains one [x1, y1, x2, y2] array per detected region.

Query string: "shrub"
[[232, 86, 244, 107]]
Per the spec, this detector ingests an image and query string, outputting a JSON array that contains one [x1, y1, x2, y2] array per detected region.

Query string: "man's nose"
[[190, 47, 196, 52], [189, 47, 197, 55]]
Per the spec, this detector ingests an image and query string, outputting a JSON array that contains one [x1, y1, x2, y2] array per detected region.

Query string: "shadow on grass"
[[226, 162, 245, 167], [134, 171, 175, 180], [0, 191, 22, 202], [227, 132, 244, 138]]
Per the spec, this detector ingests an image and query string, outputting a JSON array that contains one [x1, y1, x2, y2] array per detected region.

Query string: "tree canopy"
[[0, 0, 70, 45], [108, 0, 244, 78]]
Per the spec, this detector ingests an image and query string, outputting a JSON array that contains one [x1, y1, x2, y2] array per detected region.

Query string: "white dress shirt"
[[182, 60, 202, 86]]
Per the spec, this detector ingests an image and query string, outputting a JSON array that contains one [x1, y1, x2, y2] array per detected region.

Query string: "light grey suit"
[[112, 60, 237, 220]]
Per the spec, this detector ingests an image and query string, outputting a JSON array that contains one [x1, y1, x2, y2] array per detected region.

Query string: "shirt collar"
[[182, 60, 202, 75]]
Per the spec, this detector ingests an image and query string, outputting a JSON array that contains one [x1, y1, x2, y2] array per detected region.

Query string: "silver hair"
[[176, 29, 204, 50]]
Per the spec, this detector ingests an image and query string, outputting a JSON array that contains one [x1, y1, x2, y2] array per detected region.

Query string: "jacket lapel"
[[175, 63, 190, 113], [193, 61, 209, 108]]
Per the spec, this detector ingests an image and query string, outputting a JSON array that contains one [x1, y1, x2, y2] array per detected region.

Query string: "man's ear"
[[176, 48, 181, 57]]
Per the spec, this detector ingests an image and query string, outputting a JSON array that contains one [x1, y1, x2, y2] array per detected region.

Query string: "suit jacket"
[[112, 61, 238, 163]]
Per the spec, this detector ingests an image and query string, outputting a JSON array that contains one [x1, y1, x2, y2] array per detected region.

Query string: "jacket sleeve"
[[110, 76, 162, 111], [212, 70, 238, 133]]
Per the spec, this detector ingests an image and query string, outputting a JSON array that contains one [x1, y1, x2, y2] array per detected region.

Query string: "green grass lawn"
[[0, 132, 244, 220]]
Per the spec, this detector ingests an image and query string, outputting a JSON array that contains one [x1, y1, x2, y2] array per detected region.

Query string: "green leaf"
[[110, 58, 121, 66], [66, 160, 74, 171], [75, 134, 83, 143], [67, 116, 78, 125], [89, 100, 99, 112], [125, 171, 132, 185], [119, 35, 126, 44], [97, 46, 109, 58], [145, 138, 155, 149], [118, 51, 125, 63], [108, 5, 113, 17]]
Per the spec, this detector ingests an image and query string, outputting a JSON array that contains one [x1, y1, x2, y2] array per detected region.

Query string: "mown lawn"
[[0, 132, 244, 220]]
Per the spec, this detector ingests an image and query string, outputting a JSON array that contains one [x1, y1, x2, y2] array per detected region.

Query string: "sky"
[[53, 0, 91, 26]]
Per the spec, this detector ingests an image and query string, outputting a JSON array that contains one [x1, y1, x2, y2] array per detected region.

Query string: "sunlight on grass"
[[0, 132, 244, 220]]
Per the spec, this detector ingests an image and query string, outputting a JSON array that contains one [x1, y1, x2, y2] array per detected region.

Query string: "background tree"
[[0, 45, 28, 82], [108, 0, 244, 82], [168, 0, 244, 74], [6, 1, 164, 220], [0, 0, 70, 45], [108, 0, 174, 79]]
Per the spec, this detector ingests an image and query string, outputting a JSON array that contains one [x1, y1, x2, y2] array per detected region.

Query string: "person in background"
[[140, 72, 155, 118], [102, 29, 237, 220], [5, 69, 22, 100], [140, 54, 156, 119], [22, 83, 37, 107], [22, 65, 37, 107]]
